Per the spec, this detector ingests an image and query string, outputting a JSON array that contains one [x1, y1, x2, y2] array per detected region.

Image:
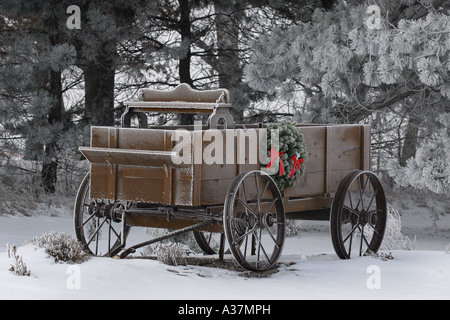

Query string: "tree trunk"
[[399, 115, 420, 166], [41, 69, 63, 194], [178, 0, 194, 125], [214, 0, 245, 121], [41, 12, 64, 194], [83, 43, 116, 127]]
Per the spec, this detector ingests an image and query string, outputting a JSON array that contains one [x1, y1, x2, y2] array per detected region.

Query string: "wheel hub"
[[358, 209, 378, 227], [88, 200, 127, 223], [235, 211, 276, 233]]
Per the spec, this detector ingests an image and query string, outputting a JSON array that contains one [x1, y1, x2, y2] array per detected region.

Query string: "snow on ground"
[[0, 195, 449, 300]]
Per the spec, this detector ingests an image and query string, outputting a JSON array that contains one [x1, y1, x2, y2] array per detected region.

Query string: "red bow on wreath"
[[289, 155, 304, 179], [267, 147, 285, 176]]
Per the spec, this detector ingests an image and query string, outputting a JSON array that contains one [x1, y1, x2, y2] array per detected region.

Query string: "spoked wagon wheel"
[[224, 170, 285, 271], [74, 173, 131, 257], [330, 170, 387, 259], [193, 231, 221, 255]]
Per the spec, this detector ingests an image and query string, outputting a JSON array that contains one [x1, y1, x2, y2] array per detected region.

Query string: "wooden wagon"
[[74, 84, 387, 271]]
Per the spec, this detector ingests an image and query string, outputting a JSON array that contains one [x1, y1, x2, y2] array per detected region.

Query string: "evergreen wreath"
[[265, 121, 308, 193]]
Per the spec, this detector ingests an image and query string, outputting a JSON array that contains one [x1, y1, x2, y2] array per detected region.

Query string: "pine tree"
[[0, 1, 161, 192], [71, 0, 155, 127], [0, 0, 77, 193], [244, 0, 450, 191], [388, 113, 450, 194]]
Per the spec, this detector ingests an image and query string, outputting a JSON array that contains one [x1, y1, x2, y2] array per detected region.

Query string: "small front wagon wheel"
[[224, 170, 285, 271], [330, 170, 387, 259], [74, 173, 131, 257]]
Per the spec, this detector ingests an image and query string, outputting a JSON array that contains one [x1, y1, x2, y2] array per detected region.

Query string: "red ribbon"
[[267, 147, 285, 176], [289, 155, 304, 179]]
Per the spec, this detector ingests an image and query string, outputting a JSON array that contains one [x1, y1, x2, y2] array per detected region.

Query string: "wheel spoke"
[[359, 225, 364, 256], [253, 229, 271, 265], [207, 232, 213, 245], [343, 223, 359, 244], [263, 223, 282, 248], [256, 228, 262, 269], [267, 196, 280, 212], [343, 205, 360, 218], [243, 227, 249, 260], [108, 218, 112, 256], [347, 189, 354, 209], [254, 173, 262, 212], [366, 187, 379, 211], [260, 181, 270, 202], [87, 217, 108, 247], [82, 211, 97, 227], [348, 231, 353, 256], [356, 175, 369, 209], [106, 219, 121, 240], [358, 225, 372, 252], [365, 221, 380, 235], [235, 196, 258, 218], [232, 224, 257, 245]]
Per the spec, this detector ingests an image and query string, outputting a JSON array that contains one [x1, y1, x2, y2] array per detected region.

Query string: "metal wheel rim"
[[224, 170, 285, 271], [330, 170, 387, 259], [193, 231, 220, 255]]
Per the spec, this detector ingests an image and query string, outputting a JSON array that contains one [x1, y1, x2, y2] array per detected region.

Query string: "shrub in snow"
[[144, 228, 201, 254], [369, 204, 412, 251], [29, 232, 89, 263], [151, 242, 191, 266], [285, 220, 302, 236], [6, 243, 31, 276]]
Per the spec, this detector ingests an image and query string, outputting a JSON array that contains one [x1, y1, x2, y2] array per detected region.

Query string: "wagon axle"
[[86, 201, 126, 224], [343, 207, 379, 228]]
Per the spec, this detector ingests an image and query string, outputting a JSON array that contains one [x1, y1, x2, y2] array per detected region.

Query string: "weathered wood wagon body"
[[74, 84, 387, 271]]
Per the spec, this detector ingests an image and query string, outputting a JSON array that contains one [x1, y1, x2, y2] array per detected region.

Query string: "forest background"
[[0, 0, 448, 211]]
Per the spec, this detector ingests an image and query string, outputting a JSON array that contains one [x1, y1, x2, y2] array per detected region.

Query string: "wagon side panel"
[[287, 125, 371, 199], [199, 129, 260, 206], [88, 127, 195, 206]]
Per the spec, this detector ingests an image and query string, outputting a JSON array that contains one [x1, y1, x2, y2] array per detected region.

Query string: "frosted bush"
[[285, 220, 302, 236], [151, 242, 191, 266], [144, 227, 202, 254], [29, 231, 89, 263], [377, 204, 412, 251], [6, 243, 30, 276], [9, 255, 31, 276]]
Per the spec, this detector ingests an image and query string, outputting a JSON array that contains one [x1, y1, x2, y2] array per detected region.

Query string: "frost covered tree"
[[70, 0, 161, 127], [0, 1, 77, 193], [0, 1, 161, 192], [244, 0, 450, 189], [388, 113, 450, 194]]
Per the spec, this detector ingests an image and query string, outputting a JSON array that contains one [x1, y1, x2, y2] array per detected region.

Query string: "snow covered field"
[[0, 194, 449, 300]]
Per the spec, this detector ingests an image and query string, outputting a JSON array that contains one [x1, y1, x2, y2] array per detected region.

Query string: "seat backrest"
[[138, 83, 230, 104]]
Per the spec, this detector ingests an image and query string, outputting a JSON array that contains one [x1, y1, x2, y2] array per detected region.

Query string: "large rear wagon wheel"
[[74, 173, 131, 257], [224, 170, 285, 271], [330, 170, 387, 259]]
